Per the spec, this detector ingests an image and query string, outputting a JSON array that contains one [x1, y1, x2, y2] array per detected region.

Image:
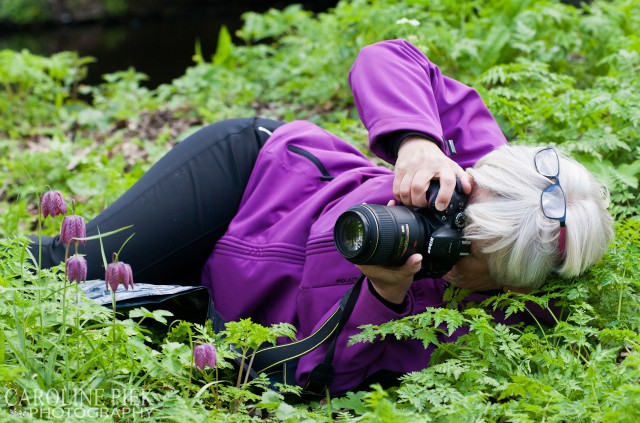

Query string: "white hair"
[[464, 145, 613, 290]]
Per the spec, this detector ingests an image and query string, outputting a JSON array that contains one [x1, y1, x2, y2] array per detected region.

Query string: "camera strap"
[[249, 273, 365, 395]]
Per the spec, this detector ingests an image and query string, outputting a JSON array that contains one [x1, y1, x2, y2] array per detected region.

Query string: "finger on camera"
[[458, 169, 473, 194], [405, 253, 423, 272], [460, 170, 476, 195], [394, 174, 413, 205], [412, 170, 433, 207], [411, 185, 429, 208], [357, 256, 420, 278], [392, 170, 406, 198], [436, 186, 455, 211], [377, 255, 423, 278]]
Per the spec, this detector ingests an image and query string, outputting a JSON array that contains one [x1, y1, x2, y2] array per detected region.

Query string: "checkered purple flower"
[[60, 215, 86, 245], [105, 261, 134, 292], [194, 344, 217, 370], [66, 255, 87, 283], [41, 190, 67, 218]]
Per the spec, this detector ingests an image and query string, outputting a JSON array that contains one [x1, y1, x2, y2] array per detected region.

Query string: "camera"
[[333, 179, 471, 278]]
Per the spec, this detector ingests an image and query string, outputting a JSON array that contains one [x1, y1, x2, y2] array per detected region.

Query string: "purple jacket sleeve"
[[348, 39, 507, 167]]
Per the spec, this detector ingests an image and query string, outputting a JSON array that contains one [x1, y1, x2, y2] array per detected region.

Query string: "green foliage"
[[0, 0, 639, 421], [0, 49, 93, 137], [103, 0, 127, 15], [85, 68, 161, 123], [0, 235, 303, 421], [350, 219, 640, 421], [0, 0, 49, 24], [0, 0, 128, 25], [161, 0, 639, 217]]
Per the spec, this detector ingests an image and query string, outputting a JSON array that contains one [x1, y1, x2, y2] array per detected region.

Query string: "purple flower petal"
[[41, 190, 67, 219], [66, 255, 87, 283], [122, 263, 134, 290], [60, 215, 86, 245], [194, 344, 217, 369], [105, 261, 134, 292], [105, 262, 121, 292]]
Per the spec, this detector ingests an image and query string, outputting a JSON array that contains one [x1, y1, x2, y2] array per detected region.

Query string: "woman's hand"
[[356, 253, 423, 304], [394, 136, 472, 209]]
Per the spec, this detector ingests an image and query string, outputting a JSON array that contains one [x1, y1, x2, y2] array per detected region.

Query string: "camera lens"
[[334, 209, 375, 262], [334, 204, 424, 266], [338, 215, 364, 253]]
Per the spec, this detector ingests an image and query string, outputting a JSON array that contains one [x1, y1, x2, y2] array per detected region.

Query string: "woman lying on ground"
[[31, 39, 613, 395]]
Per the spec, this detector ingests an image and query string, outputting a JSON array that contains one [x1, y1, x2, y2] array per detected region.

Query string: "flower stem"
[[215, 367, 221, 409], [61, 243, 70, 388], [111, 290, 117, 385], [235, 349, 247, 389], [232, 349, 248, 413], [36, 214, 44, 339], [242, 350, 257, 386]]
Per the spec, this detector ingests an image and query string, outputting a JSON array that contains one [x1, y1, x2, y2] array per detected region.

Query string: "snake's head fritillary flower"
[[60, 215, 86, 245], [66, 255, 87, 283], [41, 190, 67, 219], [105, 261, 135, 292], [194, 344, 217, 370]]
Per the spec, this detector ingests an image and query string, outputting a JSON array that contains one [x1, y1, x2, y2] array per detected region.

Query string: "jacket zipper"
[[287, 145, 334, 181]]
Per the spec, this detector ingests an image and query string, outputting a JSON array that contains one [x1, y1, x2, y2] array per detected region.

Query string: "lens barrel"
[[334, 204, 425, 266]]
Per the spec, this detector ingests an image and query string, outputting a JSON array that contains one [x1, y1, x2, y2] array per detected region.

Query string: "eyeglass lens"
[[535, 148, 559, 178], [541, 185, 565, 219]]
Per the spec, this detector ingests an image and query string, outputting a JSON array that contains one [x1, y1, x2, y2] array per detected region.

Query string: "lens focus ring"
[[364, 205, 398, 265]]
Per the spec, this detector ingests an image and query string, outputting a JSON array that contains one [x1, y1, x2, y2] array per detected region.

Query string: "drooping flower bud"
[[41, 190, 67, 218], [105, 261, 135, 292], [66, 255, 87, 283], [60, 215, 86, 245], [193, 344, 217, 370]]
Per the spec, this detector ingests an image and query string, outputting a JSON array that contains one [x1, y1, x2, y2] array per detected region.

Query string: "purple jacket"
[[202, 40, 549, 394]]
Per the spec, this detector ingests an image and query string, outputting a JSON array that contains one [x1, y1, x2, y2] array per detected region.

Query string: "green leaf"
[[128, 307, 172, 324], [66, 171, 107, 197], [212, 25, 234, 67], [616, 161, 640, 189], [331, 390, 369, 415]]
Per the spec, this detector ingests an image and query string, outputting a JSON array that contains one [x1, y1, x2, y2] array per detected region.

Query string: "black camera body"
[[334, 179, 471, 279]]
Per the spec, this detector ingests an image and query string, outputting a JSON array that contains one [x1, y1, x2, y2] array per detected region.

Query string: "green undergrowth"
[[1, 0, 639, 421]]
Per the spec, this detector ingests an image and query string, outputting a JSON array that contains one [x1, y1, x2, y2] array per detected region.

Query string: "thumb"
[[407, 254, 423, 274]]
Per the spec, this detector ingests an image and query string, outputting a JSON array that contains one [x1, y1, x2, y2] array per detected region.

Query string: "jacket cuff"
[[379, 130, 442, 160], [363, 278, 411, 318], [366, 278, 408, 313], [368, 117, 445, 164]]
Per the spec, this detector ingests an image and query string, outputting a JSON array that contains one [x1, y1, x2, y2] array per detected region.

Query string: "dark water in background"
[[0, 1, 336, 87], [0, 0, 588, 88]]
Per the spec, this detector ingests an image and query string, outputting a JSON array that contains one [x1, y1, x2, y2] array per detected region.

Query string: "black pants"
[[31, 118, 284, 285]]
